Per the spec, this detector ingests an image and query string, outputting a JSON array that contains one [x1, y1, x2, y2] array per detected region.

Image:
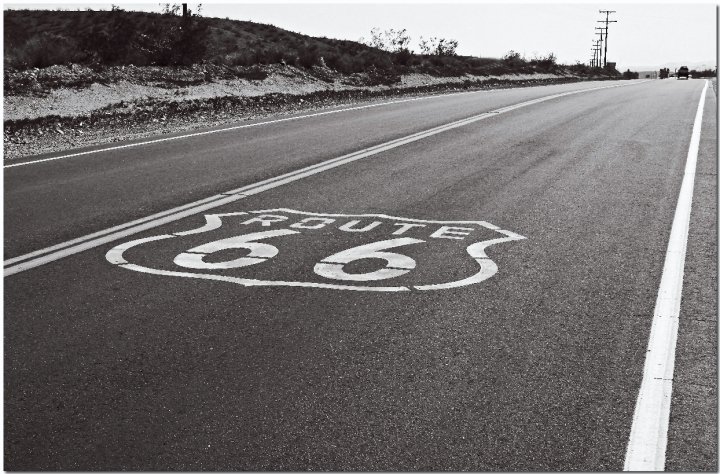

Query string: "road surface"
[[4, 79, 717, 470]]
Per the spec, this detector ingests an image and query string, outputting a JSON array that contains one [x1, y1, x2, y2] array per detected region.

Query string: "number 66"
[[174, 231, 424, 282]]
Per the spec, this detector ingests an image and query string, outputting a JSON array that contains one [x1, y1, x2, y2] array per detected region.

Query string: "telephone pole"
[[598, 10, 617, 67], [595, 27, 605, 66], [592, 40, 602, 68]]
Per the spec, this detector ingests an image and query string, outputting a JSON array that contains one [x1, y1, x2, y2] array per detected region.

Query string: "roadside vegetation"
[[4, 6, 618, 79], [4, 5, 622, 160], [686, 68, 716, 78]]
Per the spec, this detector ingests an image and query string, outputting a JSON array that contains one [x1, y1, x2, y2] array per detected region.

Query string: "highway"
[[4, 79, 717, 470]]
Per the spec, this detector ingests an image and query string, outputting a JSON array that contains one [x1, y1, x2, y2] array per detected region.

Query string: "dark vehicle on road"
[[677, 66, 689, 79]]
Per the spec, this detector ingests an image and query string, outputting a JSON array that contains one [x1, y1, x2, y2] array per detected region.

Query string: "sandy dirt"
[[3, 64, 581, 160], [4, 64, 569, 121]]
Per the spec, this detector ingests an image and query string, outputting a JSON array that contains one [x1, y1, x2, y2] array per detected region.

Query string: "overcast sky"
[[6, 1, 717, 70]]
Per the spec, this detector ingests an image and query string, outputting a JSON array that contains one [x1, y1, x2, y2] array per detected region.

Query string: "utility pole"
[[591, 39, 599, 67], [595, 27, 605, 67], [592, 40, 602, 68], [598, 10, 617, 67], [595, 26, 606, 64]]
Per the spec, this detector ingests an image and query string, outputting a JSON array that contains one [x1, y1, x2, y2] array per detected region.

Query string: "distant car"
[[677, 66, 689, 79]]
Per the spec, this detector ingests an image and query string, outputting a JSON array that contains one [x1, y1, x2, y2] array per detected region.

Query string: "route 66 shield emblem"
[[106, 209, 526, 292]]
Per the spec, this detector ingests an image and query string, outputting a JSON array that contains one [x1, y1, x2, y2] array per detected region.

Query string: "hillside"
[[5, 8, 385, 72], [4, 8, 621, 160], [4, 8, 603, 77]]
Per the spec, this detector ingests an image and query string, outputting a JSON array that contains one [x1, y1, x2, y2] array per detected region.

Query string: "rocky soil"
[[4, 63, 597, 161]]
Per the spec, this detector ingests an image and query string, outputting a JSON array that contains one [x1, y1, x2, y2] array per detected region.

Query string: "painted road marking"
[[623, 80, 709, 471], [5, 95, 454, 168], [4, 80, 646, 277], [105, 209, 526, 292], [3, 194, 238, 266], [3, 80, 646, 169]]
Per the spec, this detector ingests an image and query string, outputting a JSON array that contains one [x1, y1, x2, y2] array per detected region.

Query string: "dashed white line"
[[4, 80, 646, 277], [623, 79, 709, 471]]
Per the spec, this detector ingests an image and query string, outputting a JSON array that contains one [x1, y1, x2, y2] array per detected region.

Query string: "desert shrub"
[[568, 62, 590, 75], [134, 12, 210, 66], [221, 35, 236, 48], [394, 48, 413, 66], [171, 17, 210, 65], [324, 53, 358, 73], [4, 10, 592, 79], [297, 45, 320, 68], [503, 50, 526, 68], [7, 32, 83, 68], [80, 14, 138, 64], [529, 52, 557, 72], [690, 68, 716, 78], [123, 46, 152, 66], [429, 55, 445, 67], [622, 69, 639, 79], [419, 36, 458, 56], [260, 48, 284, 64], [360, 27, 411, 53], [346, 56, 365, 73], [250, 48, 276, 64], [160, 3, 182, 15], [358, 50, 393, 70], [363, 65, 400, 85]]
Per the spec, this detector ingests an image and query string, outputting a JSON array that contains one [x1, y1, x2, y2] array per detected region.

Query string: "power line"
[[592, 40, 602, 68], [595, 27, 605, 67], [598, 10, 617, 67]]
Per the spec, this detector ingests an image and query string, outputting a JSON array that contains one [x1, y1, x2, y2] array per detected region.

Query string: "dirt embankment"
[[4, 63, 599, 160]]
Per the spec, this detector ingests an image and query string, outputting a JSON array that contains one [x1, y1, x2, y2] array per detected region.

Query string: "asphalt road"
[[4, 79, 717, 470]]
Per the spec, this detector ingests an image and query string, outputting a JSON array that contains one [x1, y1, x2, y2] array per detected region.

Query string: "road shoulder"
[[664, 82, 718, 471]]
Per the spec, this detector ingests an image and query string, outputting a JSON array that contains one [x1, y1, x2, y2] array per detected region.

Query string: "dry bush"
[[7, 32, 83, 69]]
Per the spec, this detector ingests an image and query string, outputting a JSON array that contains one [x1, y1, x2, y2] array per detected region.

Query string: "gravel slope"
[[4, 63, 589, 161]]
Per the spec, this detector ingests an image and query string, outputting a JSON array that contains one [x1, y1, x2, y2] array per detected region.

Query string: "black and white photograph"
[[3, 1, 717, 471]]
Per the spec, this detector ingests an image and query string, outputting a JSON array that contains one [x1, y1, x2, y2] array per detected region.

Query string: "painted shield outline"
[[106, 208, 526, 292]]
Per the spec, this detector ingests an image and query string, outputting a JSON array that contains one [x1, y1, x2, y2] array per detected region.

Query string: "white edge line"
[[2, 87, 518, 168], [4, 80, 647, 169], [4, 80, 647, 276], [623, 80, 708, 471]]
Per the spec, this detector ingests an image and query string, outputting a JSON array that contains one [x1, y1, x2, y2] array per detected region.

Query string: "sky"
[[5, 1, 718, 70]]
